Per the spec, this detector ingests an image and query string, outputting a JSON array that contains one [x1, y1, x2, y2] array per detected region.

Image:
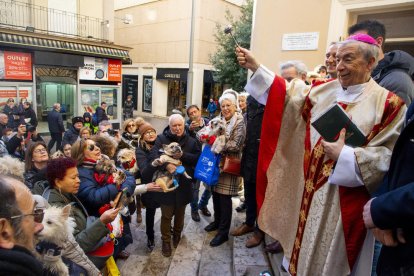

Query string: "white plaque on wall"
[[282, 32, 319, 51]]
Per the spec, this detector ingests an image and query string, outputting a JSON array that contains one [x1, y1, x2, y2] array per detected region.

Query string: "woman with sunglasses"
[[24, 142, 49, 190], [119, 118, 142, 222], [45, 157, 119, 271], [71, 139, 135, 260]]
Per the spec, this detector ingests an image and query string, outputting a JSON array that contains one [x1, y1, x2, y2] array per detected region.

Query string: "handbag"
[[194, 145, 221, 186], [222, 156, 241, 176]]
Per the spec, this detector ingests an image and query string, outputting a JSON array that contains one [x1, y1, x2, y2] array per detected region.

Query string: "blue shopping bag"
[[194, 145, 221, 186]]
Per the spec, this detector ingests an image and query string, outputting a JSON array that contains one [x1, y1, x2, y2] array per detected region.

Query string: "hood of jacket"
[[372, 50, 414, 82]]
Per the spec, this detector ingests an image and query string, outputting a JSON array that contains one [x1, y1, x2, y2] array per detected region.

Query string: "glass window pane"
[[81, 88, 99, 114], [101, 88, 118, 120]]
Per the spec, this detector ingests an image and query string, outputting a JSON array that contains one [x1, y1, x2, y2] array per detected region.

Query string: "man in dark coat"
[[2, 98, 19, 129], [349, 20, 414, 106], [23, 101, 37, 128], [363, 101, 414, 275], [47, 103, 65, 152], [0, 176, 44, 276], [95, 102, 109, 124], [185, 104, 211, 222], [0, 112, 8, 136], [62, 116, 84, 146], [230, 96, 268, 249], [149, 114, 201, 257]]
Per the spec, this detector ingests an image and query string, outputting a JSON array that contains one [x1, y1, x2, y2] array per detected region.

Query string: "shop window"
[[81, 87, 119, 120], [167, 80, 187, 116]]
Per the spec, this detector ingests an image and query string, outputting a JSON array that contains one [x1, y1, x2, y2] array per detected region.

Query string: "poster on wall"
[[122, 75, 138, 110], [143, 76, 152, 112], [0, 51, 32, 80], [79, 57, 122, 82]]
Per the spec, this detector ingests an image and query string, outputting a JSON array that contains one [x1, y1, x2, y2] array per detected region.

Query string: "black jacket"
[[371, 101, 414, 272], [241, 97, 265, 182], [149, 127, 201, 206], [136, 142, 159, 208], [372, 50, 414, 106], [0, 245, 43, 276], [62, 125, 80, 146], [23, 107, 38, 127], [2, 104, 19, 129], [95, 106, 108, 123], [47, 109, 65, 133]]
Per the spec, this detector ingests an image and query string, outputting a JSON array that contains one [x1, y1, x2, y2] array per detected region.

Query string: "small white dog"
[[208, 117, 227, 154], [36, 205, 74, 276]]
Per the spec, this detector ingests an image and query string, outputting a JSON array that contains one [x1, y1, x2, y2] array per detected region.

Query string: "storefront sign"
[[79, 57, 122, 82], [282, 32, 319, 51], [156, 68, 188, 81], [0, 51, 32, 80]]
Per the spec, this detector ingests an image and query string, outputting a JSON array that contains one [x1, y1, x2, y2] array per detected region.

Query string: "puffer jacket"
[[77, 165, 136, 217], [149, 127, 201, 206], [372, 50, 414, 106]]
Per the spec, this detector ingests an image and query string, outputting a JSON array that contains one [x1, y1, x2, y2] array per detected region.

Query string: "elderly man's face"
[[325, 44, 338, 76], [336, 43, 374, 88], [0, 114, 8, 125], [13, 179, 44, 251], [281, 66, 298, 83], [170, 118, 184, 137]]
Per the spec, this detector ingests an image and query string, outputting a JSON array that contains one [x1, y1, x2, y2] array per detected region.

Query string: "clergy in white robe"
[[237, 34, 407, 275]]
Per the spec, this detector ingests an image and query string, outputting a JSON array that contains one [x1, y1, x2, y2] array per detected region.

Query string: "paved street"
[[116, 188, 272, 276]]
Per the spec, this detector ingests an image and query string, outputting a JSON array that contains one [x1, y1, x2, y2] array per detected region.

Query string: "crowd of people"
[[0, 19, 413, 276]]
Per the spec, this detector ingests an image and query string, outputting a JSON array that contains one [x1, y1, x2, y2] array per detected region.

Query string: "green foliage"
[[210, 0, 253, 92]]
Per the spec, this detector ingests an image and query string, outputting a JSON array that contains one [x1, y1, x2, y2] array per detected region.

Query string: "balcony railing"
[[0, 0, 108, 42]]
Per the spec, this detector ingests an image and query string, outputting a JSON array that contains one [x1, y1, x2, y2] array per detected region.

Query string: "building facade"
[[0, 0, 130, 131], [250, 0, 414, 74], [115, 0, 244, 117]]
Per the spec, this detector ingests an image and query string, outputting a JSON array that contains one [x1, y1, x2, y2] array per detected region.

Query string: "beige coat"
[[212, 112, 246, 196]]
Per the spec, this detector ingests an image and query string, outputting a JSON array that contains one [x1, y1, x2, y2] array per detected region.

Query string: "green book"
[[311, 104, 366, 147]]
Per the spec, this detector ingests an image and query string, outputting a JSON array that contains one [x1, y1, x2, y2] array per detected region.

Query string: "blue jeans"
[[191, 180, 212, 211]]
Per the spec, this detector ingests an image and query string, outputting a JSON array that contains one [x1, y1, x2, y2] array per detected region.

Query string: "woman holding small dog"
[[72, 139, 136, 260], [204, 89, 246, 247]]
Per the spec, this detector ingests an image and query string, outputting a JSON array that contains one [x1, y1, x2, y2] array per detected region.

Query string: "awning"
[[156, 68, 188, 81], [0, 31, 131, 63]]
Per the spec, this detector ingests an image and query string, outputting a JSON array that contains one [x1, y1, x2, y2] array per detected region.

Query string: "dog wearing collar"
[[36, 205, 75, 276], [117, 148, 138, 174], [151, 142, 191, 192], [198, 117, 227, 154]]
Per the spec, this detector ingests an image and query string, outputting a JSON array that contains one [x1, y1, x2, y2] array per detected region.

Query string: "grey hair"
[[0, 176, 23, 231], [337, 40, 379, 69], [53, 103, 60, 109], [280, 60, 308, 77], [238, 92, 250, 100], [169, 114, 185, 125], [0, 156, 25, 181], [0, 112, 7, 118], [98, 120, 112, 131]]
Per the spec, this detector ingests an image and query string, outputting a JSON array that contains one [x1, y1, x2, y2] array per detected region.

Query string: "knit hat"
[[138, 122, 156, 136], [72, 116, 84, 125]]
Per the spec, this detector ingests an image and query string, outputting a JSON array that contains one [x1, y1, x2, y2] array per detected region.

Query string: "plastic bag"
[[194, 145, 221, 186]]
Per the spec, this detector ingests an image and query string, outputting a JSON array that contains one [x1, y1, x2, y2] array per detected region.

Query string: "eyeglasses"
[[127, 124, 136, 128], [144, 130, 156, 136], [33, 148, 47, 154], [10, 208, 44, 223]]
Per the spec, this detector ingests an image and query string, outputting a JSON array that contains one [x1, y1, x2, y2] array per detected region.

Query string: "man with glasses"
[[185, 105, 212, 222], [0, 175, 44, 275]]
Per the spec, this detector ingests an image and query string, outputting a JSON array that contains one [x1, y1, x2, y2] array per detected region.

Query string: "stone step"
[[231, 203, 272, 276], [264, 235, 289, 276]]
